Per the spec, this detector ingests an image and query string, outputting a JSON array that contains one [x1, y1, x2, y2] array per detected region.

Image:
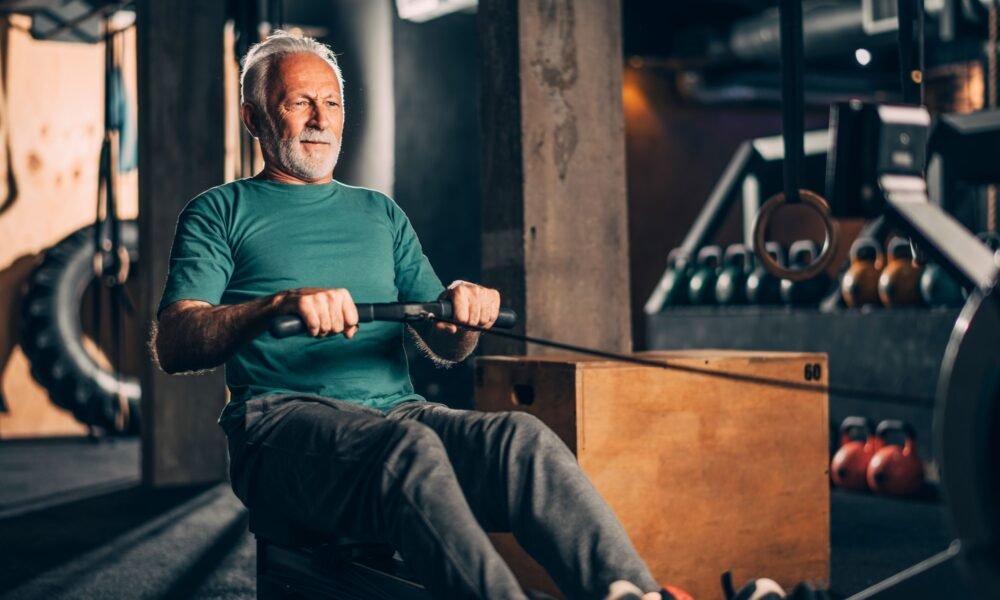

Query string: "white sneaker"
[[604, 580, 663, 600]]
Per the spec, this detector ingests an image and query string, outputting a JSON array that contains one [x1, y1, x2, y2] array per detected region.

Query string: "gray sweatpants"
[[226, 394, 657, 600]]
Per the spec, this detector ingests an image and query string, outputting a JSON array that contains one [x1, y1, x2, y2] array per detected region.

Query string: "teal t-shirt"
[[158, 178, 445, 433]]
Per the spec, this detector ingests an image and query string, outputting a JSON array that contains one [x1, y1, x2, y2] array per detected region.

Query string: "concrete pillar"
[[136, 0, 228, 486], [479, 0, 631, 355]]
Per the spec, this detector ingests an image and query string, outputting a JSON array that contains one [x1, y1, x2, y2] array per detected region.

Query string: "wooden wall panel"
[[0, 22, 138, 439]]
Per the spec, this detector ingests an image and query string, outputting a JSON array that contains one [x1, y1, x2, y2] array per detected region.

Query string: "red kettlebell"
[[867, 420, 925, 497], [830, 416, 881, 491]]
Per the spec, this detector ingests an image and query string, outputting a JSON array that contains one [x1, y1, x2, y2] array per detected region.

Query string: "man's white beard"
[[260, 115, 341, 181]]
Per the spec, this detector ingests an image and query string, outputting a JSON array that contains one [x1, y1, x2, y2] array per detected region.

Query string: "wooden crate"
[[475, 350, 829, 599]]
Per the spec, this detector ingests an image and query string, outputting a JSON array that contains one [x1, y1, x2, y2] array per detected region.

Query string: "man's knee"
[[501, 411, 565, 452], [384, 419, 449, 465]]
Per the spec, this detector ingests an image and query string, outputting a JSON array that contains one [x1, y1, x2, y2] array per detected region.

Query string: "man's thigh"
[[230, 395, 402, 538], [388, 402, 564, 531]]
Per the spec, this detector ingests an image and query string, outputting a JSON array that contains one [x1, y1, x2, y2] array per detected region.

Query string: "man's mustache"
[[298, 131, 337, 144]]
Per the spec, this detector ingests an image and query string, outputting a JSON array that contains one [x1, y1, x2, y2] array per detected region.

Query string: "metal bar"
[[678, 141, 758, 260], [38, 1, 131, 41], [644, 142, 758, 314], [882, 175, 998, 290], [847, 541, 966, 599]]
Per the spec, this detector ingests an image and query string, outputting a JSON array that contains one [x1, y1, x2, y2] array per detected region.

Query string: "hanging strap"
[[94, 23, 128, 286], [91, 18, 132, 433], [897, 0, 924, 105], [778, 0, 805, 204]]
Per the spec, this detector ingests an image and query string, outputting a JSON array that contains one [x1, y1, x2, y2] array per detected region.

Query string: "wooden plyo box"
[[474, 350, 829, 599]]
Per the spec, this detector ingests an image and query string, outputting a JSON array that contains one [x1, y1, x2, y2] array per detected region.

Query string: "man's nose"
[[309, 104, 331, 130]]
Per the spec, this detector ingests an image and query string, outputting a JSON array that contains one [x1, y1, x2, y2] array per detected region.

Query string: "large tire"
[[19, 221, 141, 434]]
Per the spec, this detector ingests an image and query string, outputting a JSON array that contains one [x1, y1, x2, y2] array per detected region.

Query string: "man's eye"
[[327, 102, 339, 108]]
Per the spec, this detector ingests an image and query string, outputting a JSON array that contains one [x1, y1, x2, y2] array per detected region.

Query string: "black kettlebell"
[[715, 244, 750, 305], [687, 246, 722, 305], [746, 242, 785, 305], [781, 240, 832, 305], [659, 248, 693, 308], [920, 261, 964, 308]]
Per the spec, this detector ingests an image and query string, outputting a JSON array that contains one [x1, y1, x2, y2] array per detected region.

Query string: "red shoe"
[[661, 584, 695, 600]]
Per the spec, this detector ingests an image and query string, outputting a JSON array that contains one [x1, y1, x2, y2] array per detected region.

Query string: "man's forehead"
[[271, 52, 341, 95]]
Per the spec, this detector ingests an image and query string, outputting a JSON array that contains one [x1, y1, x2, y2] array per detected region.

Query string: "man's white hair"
[[240, 30, 345, 112]]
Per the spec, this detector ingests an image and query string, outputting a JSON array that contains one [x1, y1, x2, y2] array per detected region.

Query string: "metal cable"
[[420, 315, 937, 406]]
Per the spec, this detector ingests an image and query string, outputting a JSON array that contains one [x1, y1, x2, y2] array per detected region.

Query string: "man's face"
[[257, 52, 344, 183]]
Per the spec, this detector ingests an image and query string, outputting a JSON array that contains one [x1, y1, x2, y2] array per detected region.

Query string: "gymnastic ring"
[[751, 189, 840, 282]]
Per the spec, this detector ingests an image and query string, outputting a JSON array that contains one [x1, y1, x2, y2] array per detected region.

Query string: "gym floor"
[[0, 437, 954, 599]]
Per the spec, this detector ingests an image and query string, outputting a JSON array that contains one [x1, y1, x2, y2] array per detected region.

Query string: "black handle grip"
[[492, 308, 518, 328], [839, 416, 871, 438], [269, 315, 308, 339], [268, 301, 518, 339], [875, 419, 916, 440]]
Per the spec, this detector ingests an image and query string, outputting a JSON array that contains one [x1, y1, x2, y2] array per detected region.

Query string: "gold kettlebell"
[[878, 237, 923, 307], [841, 237, 883, 307]]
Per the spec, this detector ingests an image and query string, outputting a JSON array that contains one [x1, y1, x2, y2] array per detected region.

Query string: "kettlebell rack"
[[643, 127, 831, 316]]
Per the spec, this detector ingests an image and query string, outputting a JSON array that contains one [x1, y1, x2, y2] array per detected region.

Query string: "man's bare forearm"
[[154, 295, 280, 374]]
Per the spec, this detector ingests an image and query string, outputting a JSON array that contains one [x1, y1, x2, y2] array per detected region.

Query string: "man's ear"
[[240, 102, 261, 138]]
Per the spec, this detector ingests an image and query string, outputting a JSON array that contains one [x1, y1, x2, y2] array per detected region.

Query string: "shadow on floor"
[[0, 482, 215, 592], [0, 436, 140, 517], [830, 488, 955, 596]]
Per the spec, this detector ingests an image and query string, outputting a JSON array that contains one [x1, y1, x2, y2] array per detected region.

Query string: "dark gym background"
[[2, 0, 993, 598]]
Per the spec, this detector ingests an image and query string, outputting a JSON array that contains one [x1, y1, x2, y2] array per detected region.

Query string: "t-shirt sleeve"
[[157, 193, 234, 315], [387, 198, 445, 302]]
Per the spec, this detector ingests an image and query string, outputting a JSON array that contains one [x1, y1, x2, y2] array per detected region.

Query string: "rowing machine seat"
[[250, 507, 430, 600]]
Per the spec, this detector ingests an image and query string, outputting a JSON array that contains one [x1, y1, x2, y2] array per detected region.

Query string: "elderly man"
[[153, 31, 667, 600]]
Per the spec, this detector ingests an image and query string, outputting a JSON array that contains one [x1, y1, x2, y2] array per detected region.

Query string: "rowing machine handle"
[[269, 301, 518, 339]]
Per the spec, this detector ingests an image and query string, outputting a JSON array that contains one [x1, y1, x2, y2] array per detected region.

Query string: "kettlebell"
[[660, 248, 693, 308], [780, 240, 832, 305], [878, 237, 923, 307], [840, 238, 883, 308], [687, 246, 722, 305], [919, 262, 964, 308], [715, 244, 750, 305], [746, 242, 785, 305], [830, 416, 881, 491], [867, 420, 924, 497]]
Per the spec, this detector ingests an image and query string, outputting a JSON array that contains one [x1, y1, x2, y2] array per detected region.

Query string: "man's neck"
[[256, 162, 334, 185]]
